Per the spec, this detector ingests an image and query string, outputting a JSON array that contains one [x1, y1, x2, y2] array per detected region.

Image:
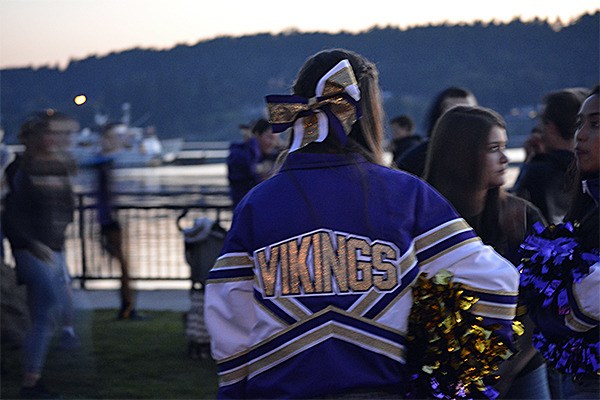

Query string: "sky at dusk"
[[0, 0, 598, 69]]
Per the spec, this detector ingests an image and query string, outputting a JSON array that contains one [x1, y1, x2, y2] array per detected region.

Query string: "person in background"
[[522, 126, 545, 163], [140, 125, 163, 158], [423, 105, 550, 399], [389, 114, 422, 167], [519, 85, 599, 400], [238, 123, 253, 142], [205, 48, 519, 399], [397, 86, 478, 176], [226, 118, 280, 208], [1, 110, 80, 399], [511, 88, 586, 224], [91, 122, 145, 320], [0, 126, 14, 264]]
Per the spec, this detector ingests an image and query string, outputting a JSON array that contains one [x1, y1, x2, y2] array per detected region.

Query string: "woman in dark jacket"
[[424, 105, 551, 399]]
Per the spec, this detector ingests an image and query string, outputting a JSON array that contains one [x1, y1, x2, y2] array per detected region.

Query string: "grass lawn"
[[1, 309, 218, 399]]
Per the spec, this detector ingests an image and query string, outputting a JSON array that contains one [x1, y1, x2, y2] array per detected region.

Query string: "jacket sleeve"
[[565, 262, 600, 333], [204, 202, 257, 399], [227, 142, 260, 208], [1, 162, 38, 251], [413, 182, 520, 341]]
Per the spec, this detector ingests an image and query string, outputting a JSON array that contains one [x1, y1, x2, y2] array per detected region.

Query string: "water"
[[73, 163, 229, 194], [73, 148, 525, 194], [6, 148, 524, 287]]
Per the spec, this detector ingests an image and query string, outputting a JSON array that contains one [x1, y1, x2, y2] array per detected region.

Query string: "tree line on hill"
[[1, 12, 598, 144]]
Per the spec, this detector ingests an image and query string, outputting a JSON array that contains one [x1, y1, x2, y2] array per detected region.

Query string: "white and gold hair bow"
[[266, 59, 361, 152]]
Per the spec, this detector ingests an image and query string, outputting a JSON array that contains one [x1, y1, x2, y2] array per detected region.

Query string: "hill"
[[1, 12, 598, 144]]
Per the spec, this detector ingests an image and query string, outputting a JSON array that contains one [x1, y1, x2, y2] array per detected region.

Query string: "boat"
[[71, 122, 183, 169]]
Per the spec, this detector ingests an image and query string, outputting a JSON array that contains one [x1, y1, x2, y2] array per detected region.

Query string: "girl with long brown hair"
[[424, 105, 550, 399]]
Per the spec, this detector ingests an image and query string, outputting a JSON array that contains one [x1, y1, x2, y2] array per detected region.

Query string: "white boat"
[[72, 125, 184, 168]]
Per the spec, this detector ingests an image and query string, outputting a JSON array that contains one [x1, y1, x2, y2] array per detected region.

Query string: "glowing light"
[[74, 94, 87, 106]]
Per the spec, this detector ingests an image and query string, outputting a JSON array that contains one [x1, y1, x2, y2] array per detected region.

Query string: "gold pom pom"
[[407, 269, 522, 398]]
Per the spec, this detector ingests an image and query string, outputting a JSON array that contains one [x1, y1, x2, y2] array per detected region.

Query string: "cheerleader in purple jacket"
[[205, 49, 520, 399], [519, 85, 599, 399]]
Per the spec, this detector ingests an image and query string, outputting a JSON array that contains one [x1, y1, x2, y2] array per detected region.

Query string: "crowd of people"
[[0, 112, 149, 398], [0, 47, 597, 399]]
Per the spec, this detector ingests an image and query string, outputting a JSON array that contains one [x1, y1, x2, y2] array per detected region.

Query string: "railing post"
[[78, 193, 88, 289]]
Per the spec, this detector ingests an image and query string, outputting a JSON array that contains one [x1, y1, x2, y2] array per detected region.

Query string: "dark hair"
[[18, 109, 74, 143], [563, 84, 599, 250], [291, 48, 384, 164], [425, 87, 477, 137], [424, 105, 505, 202], [424, 105, 520, 251], [252, 118, 271, 135], [541, 88, 586, 140], [390, 115, 414, 131]]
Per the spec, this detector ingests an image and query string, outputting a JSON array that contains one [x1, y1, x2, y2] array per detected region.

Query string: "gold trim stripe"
[[206, 276, 254, 285], [470, 302, 516, 320], [246, 322, 405, 380], [460, 283, 519, 297], [570, 282, 600, 322], [415, 219, 471, 251], [217, 306, 409, 382], [565, 313, 596, 332], [214, 254, 254, 269], [349, 290, 383, 316], [217, 349, 250, 386], [350, 249, 416, 316], [418, 237, 481, 266], [247, 305, 403, 351], [399, 250, 417, 274], [374, 284, 414, 320], [219, 364, 249, 386], [254, 297, 298, 326], [350, 268, 418, 319], [516, 305, 528, 317], [274, 298, 311, 320]]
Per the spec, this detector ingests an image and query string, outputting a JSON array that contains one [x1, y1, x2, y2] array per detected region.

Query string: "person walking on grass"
[[2, 110, 80, 399]]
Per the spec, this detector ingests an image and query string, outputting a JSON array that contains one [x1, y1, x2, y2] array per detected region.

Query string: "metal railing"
[[3, 188, 233, 288], [2, 153, 527, 288]]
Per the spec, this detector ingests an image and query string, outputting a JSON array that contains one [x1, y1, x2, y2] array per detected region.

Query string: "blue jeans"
[[505, 363, 551, 400], [549, 368, 600, 400], [14, 249, 68, 374]]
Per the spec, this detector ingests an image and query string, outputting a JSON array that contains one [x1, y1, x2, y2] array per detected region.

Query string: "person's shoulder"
[[4, 154, 22, 176], [406, 135, 423, 145], [401, 139, 428, 157], [504, 192, 546, 222], [375, 163, 431, 189], [3, 155, 28, 191], [230, 139, 259, 153], [505, 192, 536, 210], [547, 149, 575, 169], [228, 140, 246, 150], [530, 150, 574, 167], [517, 157, 553, 180], [396, 140, 428, 172], [227, 140, 254, 161]]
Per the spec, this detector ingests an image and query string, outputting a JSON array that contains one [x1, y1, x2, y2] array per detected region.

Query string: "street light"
[[74, 94, 87, 106]]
